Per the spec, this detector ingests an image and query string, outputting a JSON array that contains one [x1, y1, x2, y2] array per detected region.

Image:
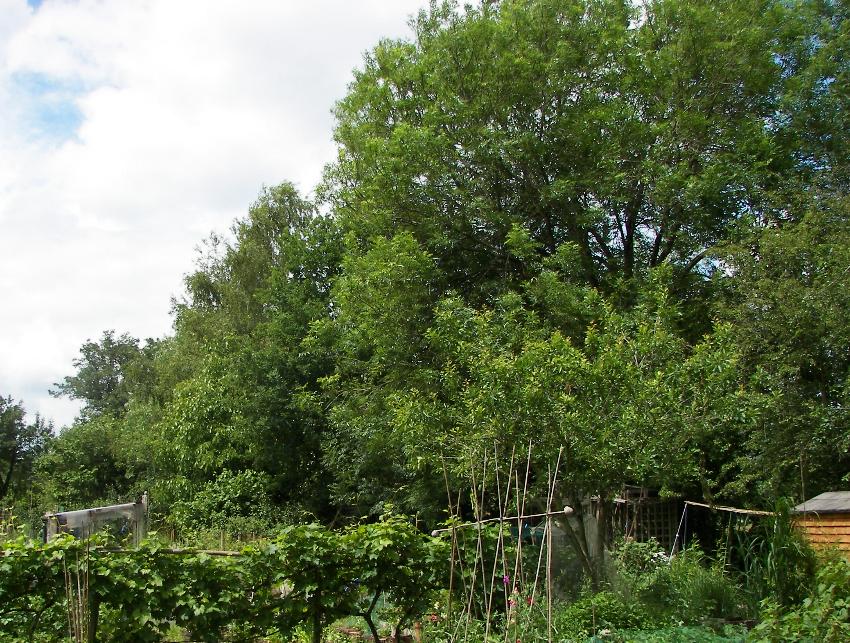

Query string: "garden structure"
[[793, 491, 850, 558], [611, 486, 682, 553], [43, 492, 149, 546]]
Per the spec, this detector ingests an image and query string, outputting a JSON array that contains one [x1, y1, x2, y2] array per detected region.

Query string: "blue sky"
[[11, 71, 83, 141]]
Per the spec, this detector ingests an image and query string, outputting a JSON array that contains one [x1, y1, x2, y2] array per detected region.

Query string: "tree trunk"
[[361, 589, 383, 643], [0, 452, 16, 502], [395, 605, 416, 643], [556, 493, 609, 590], [311, 601, 322, 643]]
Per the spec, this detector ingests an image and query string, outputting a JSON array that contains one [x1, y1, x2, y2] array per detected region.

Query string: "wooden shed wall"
[[794, 514, 850, 557]]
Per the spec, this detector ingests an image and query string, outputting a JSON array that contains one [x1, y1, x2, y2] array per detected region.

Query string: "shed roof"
[[794, 491, 850, 514]]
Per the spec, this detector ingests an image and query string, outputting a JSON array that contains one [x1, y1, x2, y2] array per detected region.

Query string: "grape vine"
[[0, 516, 448, 642]]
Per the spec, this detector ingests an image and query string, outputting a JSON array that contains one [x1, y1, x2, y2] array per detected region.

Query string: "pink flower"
[[503, 574, 510, 585]]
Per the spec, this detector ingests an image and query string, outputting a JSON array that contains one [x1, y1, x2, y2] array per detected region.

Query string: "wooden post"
[[546, 470, 553, 643], [87, 595, 99, 643]]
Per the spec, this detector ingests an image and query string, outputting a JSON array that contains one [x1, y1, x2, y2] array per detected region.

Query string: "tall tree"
[[0, 396, 52, 502], [775, 0, 850, 197], [158, 183, 343, 520], [324, 0, 807, 308], [719, 200, 850, 501], [51, 330, 150, 419]]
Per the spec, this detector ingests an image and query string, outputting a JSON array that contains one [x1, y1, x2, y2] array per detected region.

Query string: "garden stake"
[[547, 448, 563, 643], [441, 455, 456, 634], [463, 454, 485, 642]]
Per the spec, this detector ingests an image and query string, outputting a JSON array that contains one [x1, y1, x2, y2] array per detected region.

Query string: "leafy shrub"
[[554, 591, 654, 640], [171, 469, 277, 538], [0, 534, 263, 642], [610, 537, 670, 600], [95, 544, 261, 642], [610, 539, 744, 626], [0, 535, 73, 640], [0, 515, 446, 642], [346, 515, 450, 641], [612, 538, 670, 578], [642, 548, 744, 624], [751, 557, 850, 642]]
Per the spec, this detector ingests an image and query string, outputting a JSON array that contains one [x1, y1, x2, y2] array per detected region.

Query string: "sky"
[[0, 0, 428, 428]]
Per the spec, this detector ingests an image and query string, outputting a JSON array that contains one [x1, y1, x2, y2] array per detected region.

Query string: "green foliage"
[[611, 539, 744, 626], [22, 0, 850, 601], [612, 538, 670, 579], [327, 0, 796, 299], [719, 206, 850, 500], [752, 557, 850, 642], [170, 469, 276, 537], [314, 0, 850, 534], [261, 516, 449, 643], [268, 522, 358, 641], [0, 535, 72, 640], [644, 549, 744, 625], [444, 522, 509, 619], [554, 591, 655, 640], [0, 395, 51, 504], [607, 624, 748, 642], [346, 514, 450, 639], [158, 182, 340, 520], [334, 232, 438, 372], [389, 279, 747, 533], [161, 355, 255, 482], [34, 416, 136, 510], [51, 330, 152, 420], [316, 232, 442, 517], [734, 500, 816, 608], [0, 517, 445, 642], [92, 543, 259, 642], [0, 534, 268, 642]]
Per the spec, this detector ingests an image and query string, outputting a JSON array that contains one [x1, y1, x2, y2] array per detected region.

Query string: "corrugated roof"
[[794, 491, 850, 514]]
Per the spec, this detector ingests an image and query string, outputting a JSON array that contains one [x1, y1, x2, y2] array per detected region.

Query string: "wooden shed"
[[793, 491, 850, 557]]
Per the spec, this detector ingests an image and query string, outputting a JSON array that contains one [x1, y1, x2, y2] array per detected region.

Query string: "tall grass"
[[733, 499, 816, 609]]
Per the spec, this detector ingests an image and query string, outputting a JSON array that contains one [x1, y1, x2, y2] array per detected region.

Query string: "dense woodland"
[[2, 0, 849, 573]]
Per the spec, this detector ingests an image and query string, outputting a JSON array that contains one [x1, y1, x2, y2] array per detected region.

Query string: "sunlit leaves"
[[391, 279, 746, 503]]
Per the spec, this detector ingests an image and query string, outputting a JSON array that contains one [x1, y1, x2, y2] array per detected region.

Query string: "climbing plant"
[[0, 517, 446, 642]]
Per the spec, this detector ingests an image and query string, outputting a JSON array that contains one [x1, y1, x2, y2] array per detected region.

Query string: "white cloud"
[[0, 0, 428, 427]]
